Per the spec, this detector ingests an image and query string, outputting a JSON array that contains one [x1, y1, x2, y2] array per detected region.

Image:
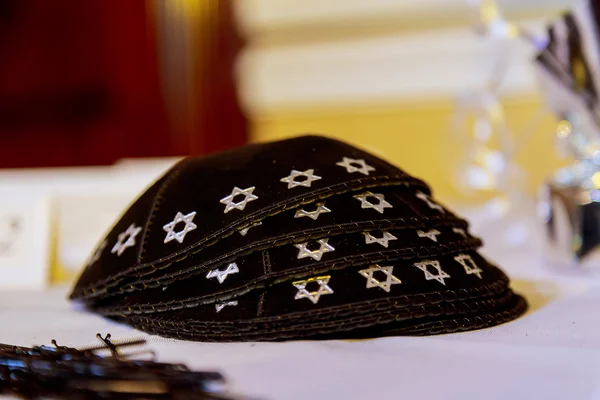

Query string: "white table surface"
[[3, 214, 600, 399]]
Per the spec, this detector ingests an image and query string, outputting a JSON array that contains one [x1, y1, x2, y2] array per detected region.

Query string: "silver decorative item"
[[536, 0, 600, 268]]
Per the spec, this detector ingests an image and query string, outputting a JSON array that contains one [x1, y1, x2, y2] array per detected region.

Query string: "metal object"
[[535, 0, 600, 268], [540, 161, 600, 268], [0, 333, 244, 399]]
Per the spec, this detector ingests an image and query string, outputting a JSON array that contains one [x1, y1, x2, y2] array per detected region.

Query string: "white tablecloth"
[[3, 219, 600, 399]]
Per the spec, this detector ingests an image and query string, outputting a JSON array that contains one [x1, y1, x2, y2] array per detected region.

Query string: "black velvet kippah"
[[71, 135, 526, 341]]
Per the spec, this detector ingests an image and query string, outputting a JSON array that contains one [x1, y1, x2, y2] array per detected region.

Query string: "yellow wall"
[[251, 95, 565, 204]]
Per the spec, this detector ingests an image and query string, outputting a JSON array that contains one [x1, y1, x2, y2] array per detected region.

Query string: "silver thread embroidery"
[[336, 157, 375, 175], [295, 238, 335, 261], [206, 262, 239, 284], [162, 211, 197, 244], [280, 169, 322, 189], [353, 191, 393, 214], [359, 264, 401, 292], [89, 240, 107, 265], [294, 202, 331, 220], [417, 229, 441, 242], [362, 231, 397, 248], [215, 300, 238, 312], [416, 191, 444, 213], [239, 221, 262, 236], [414, 260, 451, 285], [220, 186, 258, 213], [454, 254, 483, 279], [453, 227, 467, 238], [111, 224, 142, 256], [293, 276, 333, 304]]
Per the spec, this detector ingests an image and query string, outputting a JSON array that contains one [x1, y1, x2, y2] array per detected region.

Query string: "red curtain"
[[0, 0, 247, 168]]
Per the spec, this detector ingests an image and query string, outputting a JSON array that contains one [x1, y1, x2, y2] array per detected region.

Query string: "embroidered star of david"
[[293, 276, 333, 304], [295, 238, 335, 261], [359, 264, 401, 292], [215, 300, 238, 312], [336, 157, 376, 175], [206, 262, 239, 284], [416, 191, 444, 213], [417, 229, 440, 242], [295, 202, 331, 220], [353, 191, 393, 214], [362, 231, 397, 248], [89, 240, 107, 265], [111, 223, 142, 256], [220, 186, 258, 213], [453, 227, 467, 238], [162, 211, 197, 244], [280, 169, 322, 189], [454, 254, 483, 279], [239, 221, 262, 236], [414, 260, 451, 285]]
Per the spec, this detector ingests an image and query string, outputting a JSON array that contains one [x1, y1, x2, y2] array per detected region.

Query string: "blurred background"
[[0, 0, 575, 286]]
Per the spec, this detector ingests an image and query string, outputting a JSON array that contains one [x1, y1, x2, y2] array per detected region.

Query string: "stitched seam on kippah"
[[256, 291, 266, 317], [129, 298, 527, 341], [95, 238, 485, 315], [262, 250, 272, 275], [115, 275, 510, 325], [124, 292, 526, 340], [136, 159, 188, 265]]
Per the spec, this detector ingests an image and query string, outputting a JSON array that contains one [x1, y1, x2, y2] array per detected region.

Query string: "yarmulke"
[[71, 135, 526, 341]]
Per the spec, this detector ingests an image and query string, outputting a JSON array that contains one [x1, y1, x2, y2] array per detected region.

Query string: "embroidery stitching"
[[294, 202, 331, 220], [336, 157, 375, 175], [362, 231, 397, 248], [293, 276, 333, 304], [220, 186, 258, 213], [280, 169, 322, 189], [353, 191, 393, 214], [414, 260, 451, 285], [206, 262, 239, 284], [111, 224, 142, 256], [417, 229, 441, 242], [162, 211, 197, 244], [295, 238, 335, 261], [359, 264, 401, 292]]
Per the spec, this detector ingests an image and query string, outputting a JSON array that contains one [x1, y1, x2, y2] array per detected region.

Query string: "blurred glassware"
[[449, 0, 546, 252]]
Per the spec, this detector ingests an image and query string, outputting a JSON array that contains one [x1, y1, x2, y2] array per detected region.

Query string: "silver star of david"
[[280, 169, 322, 189], [453, 227, 467, 238], [295, 238, 335, 261], [215, 300, 238, 312], [336, 157, 376, 175], [416, 191, 444, 213], [294, 202, 331, 220], [162, 211, 197, 244], [239, 221, 262, 236], [359, 264, 402, 292], [414, 260, 451, 285], [89, 240, 107, 265], [293, 276, 333, 304], [220, 186, 258, 213], [206, 262, 239, 284], [417, 229, 441, 242], [454, 254, 483, 279], [111, 223, 142, 256], [362, 231, 397, 248], [353, 191, 393, 214]]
